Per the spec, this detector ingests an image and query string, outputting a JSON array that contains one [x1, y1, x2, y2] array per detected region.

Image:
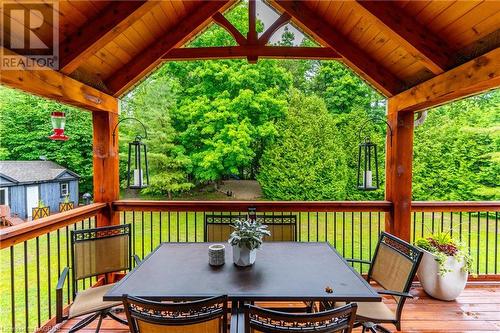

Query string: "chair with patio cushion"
[[323, 232, 423, 333], [244, 303, 357, 333], [122, 295, 228, 333], [56, 223, 140, 333]]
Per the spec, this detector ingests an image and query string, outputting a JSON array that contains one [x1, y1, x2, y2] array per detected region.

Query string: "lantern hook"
[[111, 117, 148, 146], [357, 117, 393, 147]]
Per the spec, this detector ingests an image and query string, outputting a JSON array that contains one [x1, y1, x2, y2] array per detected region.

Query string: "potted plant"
[[415, 232, 473, 301], [228, 219, 270, 267], [32, 200, 50, 220], [59, 195, 74, 212]]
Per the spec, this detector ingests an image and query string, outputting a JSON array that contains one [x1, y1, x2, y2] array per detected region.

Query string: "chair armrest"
[[133, 255, 142, 266], [377, 289, 414, 299], [345, 258, 372, 265], [56, 267, 69, 323]]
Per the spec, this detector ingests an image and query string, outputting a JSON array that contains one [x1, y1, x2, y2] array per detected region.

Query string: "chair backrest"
[[71, 224, 131, 286], [245, 303, 357, 333], [368, 232, 423, 305], [122, 295, 228, 333], [205, 215, 297, 242]]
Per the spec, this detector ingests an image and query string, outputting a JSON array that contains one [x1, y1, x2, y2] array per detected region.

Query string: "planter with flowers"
[[32, 200, 50, 220], [415, 232, 473, 301], [59, 195, 74, 212], [228, 219, 270, 267]]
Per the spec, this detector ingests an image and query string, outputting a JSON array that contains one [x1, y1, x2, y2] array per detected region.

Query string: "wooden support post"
[[385, 100, 414, 241], [92, 112, 120, 226]]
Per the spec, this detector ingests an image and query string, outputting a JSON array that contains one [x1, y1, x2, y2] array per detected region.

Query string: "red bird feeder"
[[49, 111, 69, 141]]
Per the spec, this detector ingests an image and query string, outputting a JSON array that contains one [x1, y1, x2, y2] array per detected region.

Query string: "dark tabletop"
[[104, 242, 381, 302]]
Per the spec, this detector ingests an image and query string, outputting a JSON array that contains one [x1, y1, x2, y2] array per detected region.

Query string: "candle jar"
[[208, 244, 225, 266]]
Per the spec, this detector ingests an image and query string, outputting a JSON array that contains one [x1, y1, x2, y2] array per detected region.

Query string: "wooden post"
[[385, 99, 414, 241], [92, 111, 120, 226]]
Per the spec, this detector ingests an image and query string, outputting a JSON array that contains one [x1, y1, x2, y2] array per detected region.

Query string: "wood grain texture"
[[391, 47, 500, 113]]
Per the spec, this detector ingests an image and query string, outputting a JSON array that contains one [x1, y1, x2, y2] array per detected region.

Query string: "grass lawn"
[[1, 211, 497, 331]]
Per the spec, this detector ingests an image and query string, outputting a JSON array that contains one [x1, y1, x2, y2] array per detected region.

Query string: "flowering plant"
[[415, 232, 473, 276]]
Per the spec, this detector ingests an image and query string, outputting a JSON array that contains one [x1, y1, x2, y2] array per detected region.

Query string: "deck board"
[[55, 284, 500, 333]]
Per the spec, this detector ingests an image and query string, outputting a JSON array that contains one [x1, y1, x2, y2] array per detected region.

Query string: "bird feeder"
[[49, 111, 69, 141]]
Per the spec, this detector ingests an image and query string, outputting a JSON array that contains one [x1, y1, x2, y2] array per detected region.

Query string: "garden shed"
[[0, 161, 79, 219]]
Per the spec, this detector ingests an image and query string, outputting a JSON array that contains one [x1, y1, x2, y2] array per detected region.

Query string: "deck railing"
[[0, 200, 498, 332]]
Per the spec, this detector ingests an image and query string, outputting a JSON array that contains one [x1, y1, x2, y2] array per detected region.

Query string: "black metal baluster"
[[307, 212, 310, 242], [333, 212, 337, 248], [421, 212, 424, 238], [486, 213, 489, 274], [468, 212, 472, 256], [369, 212, 372, 258], [11, 246, 15, 330], [36, 237, 41, 327], [449, 212, 453, 236], [195, 212, 198, 242], [185, 211, 189, 242], [377, 212, 381, 235], [168, 211, 171, 242], [47, 233, 51, 319], [141, 211, 145, 258], [431, 212, 435, 233], [477, 212, 480, 275], [351, 212, 354, 260], [177, 212, 180, 242], [316, 212, 319, 242], [150, 211, 153, 252], [342, 212, 346, 257], [160, 211, 163, 243], [24, 241, 30, 332], [324, 212, 328, 244], [459, 212, 463, 242], [412, 212, 416, 243], [298, 212, 302, 242], [495, 212, 498, 274], [440, 212, 444, 232], [359, 212, 363, 272]]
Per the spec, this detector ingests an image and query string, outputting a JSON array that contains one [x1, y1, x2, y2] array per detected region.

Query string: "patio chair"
[[244, 303, 357, 333], [56, 224, 140, 333], [205, 214, 297, 242], [122, 295, 228, 333], [324, 232, 423, 333]]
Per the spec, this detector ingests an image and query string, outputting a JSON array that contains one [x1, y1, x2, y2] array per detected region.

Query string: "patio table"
[[104, 242, 381, 303]]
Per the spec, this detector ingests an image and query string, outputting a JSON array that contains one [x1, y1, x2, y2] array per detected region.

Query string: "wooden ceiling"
[[3, 0, 500, 98]]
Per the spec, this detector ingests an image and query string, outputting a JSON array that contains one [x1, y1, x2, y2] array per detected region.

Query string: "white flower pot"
[[417, 249, 468, 301], [232, 245, 257, 267]]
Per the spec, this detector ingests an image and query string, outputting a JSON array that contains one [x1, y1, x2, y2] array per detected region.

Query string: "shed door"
[[26, 186, 39, 218]]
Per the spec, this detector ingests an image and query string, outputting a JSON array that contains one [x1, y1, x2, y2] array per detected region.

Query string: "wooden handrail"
[[0, 203, 106, 249], [112, 200, 393, 212], [412, 201, 500, 212]]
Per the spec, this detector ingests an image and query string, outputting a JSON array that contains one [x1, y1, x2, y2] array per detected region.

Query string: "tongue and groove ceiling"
[[5, 0, 500, 98]]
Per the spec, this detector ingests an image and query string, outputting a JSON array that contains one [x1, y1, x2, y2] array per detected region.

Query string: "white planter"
[[232, 245, 257, 267], [417, 249, 468, 301]]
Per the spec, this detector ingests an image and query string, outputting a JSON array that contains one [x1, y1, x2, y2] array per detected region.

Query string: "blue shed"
[[0, 161, 79, 219]]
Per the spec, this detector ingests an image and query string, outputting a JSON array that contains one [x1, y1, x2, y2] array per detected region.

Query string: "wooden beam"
[[247, 0, 258, 63], [106, 0, 232, 97], [163, 46, 340, 61], [212, 12, 247, 46], [0, 48, 118, 113], [92, 112, 120, 226], [273, 0, 404, 96], [391, 47, 500, 113], [59, 0, 157, 74], [258, 12, 291, 45], [385, 103, 414, 241], [355, 0, 453, 74]]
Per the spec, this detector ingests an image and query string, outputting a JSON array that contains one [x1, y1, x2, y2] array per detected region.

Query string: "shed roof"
[[0, 161, 79, 184]]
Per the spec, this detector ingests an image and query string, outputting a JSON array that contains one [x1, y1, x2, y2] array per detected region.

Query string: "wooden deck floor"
[[55, 284, 500, 333]]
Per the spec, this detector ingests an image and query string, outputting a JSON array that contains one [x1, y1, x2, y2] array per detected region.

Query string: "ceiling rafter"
[[106, 0, 234, 97], [258, 12, 291, 45], [212, 12, 247, 46], [354, 0, 455, 75], [162, 46, 340, 61], [59, 0, 157, 75], [272, 0, 404, 96]]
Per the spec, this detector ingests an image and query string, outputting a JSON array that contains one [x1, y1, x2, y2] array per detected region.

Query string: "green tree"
[[0, 86, 94, 193], [258, 91, 348, 200]]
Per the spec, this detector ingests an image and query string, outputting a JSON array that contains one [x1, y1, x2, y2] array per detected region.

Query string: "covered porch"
[[0, 0, 499, 332]]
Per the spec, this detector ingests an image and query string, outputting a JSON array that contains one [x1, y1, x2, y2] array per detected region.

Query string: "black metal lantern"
[[112, 117, 150, 189], [127, 135, 150, 189], [356, 119, 392, 191]]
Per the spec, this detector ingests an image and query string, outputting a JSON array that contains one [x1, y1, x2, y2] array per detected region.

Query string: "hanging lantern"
[[49, 111, 69, 141], [357, 137, 379, 191], [356, 118, 393, 191], [127, 135, 150, 189], [112, 117, 150, 189]]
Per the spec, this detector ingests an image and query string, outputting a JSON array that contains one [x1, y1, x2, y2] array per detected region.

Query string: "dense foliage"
[[0, 2, 497, 201]]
